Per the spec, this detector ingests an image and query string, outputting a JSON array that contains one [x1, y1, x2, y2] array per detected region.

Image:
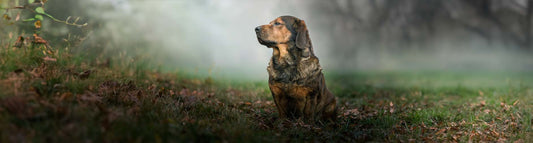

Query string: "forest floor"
[[1, 45, 532, 142]]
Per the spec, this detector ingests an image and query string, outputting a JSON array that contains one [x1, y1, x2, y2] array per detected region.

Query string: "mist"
[[73, 0, 314, 79], [56, 0, 533, 79]]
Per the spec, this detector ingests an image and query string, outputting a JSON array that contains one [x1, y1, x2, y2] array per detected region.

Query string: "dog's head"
[[255, 16, 312, 58]]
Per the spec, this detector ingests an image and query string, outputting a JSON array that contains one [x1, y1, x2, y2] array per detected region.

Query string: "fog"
[[50, 0, 533, 79]]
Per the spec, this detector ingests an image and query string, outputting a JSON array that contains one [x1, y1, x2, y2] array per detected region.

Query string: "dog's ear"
[[295, 20, 310, 57]]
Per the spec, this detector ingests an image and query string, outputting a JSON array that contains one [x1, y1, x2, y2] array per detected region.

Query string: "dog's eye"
[[274, 22, 281, 26]]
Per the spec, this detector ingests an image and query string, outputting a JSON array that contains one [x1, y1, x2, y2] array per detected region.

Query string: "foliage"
[[2, 0, 86, 28]]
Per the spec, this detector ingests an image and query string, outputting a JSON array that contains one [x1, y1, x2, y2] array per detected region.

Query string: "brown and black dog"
[[255, 16, 336, 121]]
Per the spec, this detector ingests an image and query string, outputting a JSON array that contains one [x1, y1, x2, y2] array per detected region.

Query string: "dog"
[[255, 16, 336, 121]]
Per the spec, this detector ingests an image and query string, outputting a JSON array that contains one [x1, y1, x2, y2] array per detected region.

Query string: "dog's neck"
[[267, 44, 322, 84], [270, 44, 293, 66], [272, 44, 289, 59]]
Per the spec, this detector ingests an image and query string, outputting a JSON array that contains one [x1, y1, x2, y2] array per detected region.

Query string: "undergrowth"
[[1, 41, 532, 142]]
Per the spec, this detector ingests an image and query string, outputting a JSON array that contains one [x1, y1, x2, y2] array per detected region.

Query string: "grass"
[[0, 41, 532, 142]]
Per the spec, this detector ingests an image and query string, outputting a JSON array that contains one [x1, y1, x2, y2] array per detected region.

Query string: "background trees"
[[308, 0, 533, 70], [3, 0, 531, 74]]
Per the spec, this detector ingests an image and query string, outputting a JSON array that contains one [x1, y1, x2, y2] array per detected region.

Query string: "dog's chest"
[[269, 82, 316, 99], [267, 56, 322, 83]]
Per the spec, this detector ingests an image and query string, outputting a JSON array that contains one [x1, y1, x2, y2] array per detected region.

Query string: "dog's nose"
[[255, 26, 261, 33]]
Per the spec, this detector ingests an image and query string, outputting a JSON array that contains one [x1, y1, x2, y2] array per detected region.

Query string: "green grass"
[[1, 42, 532, 142], [328, 71, 533, 142]]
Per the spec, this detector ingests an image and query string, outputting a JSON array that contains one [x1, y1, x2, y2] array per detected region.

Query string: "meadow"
[[1, 43, 532, 142]]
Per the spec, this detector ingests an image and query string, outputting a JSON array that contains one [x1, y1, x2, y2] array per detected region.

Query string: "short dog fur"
[[255, 16, 336, 120]]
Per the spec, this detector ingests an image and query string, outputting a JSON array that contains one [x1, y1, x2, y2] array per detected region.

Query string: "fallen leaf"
[[59, 92, 73, 101], [490, 130, 499, 137], [78, 92, 102, 102], [43, 56, 57, 62], [435, 128, 446, 135], [32, 34, 48, 44], [449, 122, 457, 127], [13, 36, 24, 48], [78, 70, 92, 79], [452, 134, 461, 141], [15, 12, 20, 21], [169, 90, 175, 96], [344, 108, 359, 116]]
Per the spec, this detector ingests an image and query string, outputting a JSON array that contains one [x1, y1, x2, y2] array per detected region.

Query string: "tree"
[[311, 0, 533, 51]]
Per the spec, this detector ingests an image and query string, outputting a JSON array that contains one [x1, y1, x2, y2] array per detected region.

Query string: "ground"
[[0, 46, 532, 142]]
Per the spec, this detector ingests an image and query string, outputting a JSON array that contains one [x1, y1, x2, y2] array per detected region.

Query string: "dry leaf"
[[32, 34, 48, 44], [435, 128, 446, 135], [77, 70, 91, 79], [15, 12, 20, 21], [344, 108, 359, 116], [59, 92, 73, 101], [43, 56, 57, 62], [34, 20, 42, 29], [169, 90, 175, 96], [13, 36, 24, 48], [78, 93, 102, 102]]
